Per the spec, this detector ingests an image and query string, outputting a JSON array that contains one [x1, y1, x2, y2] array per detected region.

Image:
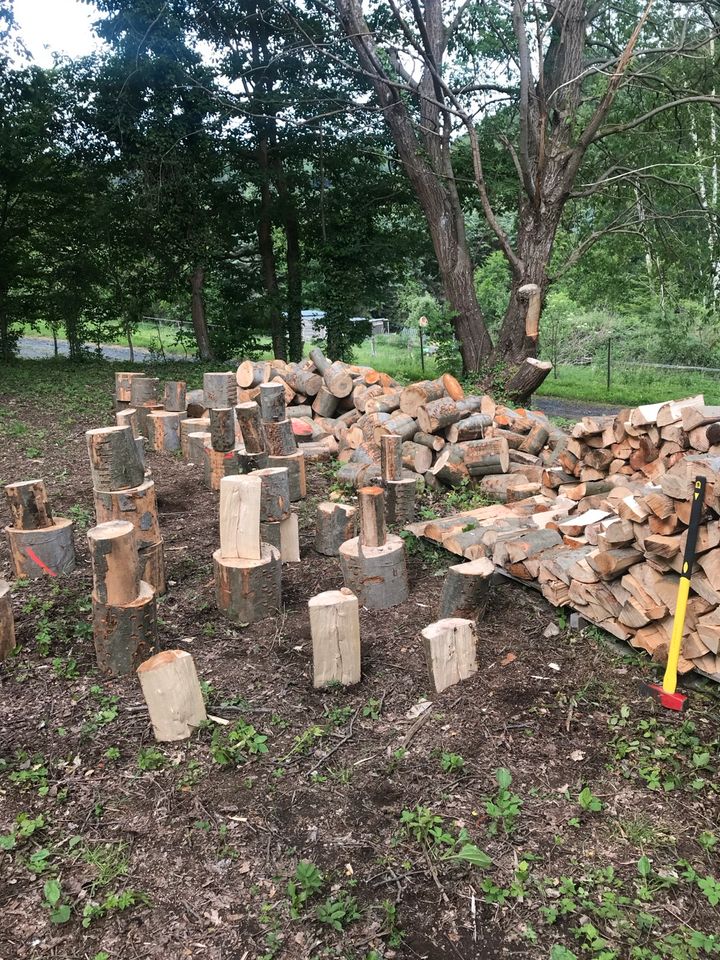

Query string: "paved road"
[[534, 395, 620, 421], [18, 335, 188, 363]]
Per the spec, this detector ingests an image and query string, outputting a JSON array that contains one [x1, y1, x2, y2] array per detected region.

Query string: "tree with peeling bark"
[[332, 0, 720, 396]]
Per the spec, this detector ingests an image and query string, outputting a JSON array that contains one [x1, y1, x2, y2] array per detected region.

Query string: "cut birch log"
[[163, 381, 187, 412], [314, 502, 357, 556], [0, 579, 15, 661], [87, 426, 145, 492], [380, 434, 403, 481], [147, 410, 181, 453], [259, 382, 287, 422], [279, 513, 301, 562], [399, 378, 446, 416], [219, 474, 262, 560], [137, 649, 207, 741], [267, 451, 306, 500], [180, 417, 211, 457], [93, 579, 157, 677], [5, 480, 54, 530], [130, 376, 160, 408], [401, 441, 432, 474], [312, 385, 338, 418], [87, 520, 142, 605], [339, 534, 409, 609], [438, 557, 493, 620], [204, 444, 239, 491], [5, 518, 76, 579], [235, 402, 267, 453], [359, 485, 387, 547], [422, 618, 478, 694], [385, 478, 416, 525], [254, 467, 291, 522], [204, 371, 237, 409], [323, 361, 353, 398], [210, 407, 236, 452], [236, 359, 271, 388], [115, 371, 144, 406], [213, 544, 282, 623], [264, 419, 298, 456], [309, 588, 361, 688], [93, 478, 160, 545], [116, 407, 139, 438]]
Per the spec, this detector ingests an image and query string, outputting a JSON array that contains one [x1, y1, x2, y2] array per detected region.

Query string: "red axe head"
[[644, 682, 687, 712]]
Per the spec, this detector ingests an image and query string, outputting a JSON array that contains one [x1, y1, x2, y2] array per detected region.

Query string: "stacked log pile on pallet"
[[411, 395, 720, 683]]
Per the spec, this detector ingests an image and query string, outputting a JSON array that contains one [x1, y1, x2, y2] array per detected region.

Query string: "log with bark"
[[314, 502, 357, 556], [213, 544, 282, 623], [339, 534, 409, 609], [87, 426, 145, 492], [204, 371, 238, 409], [5, 517, 76, 579], [0, 579, 16, 661], [438, 557, 493, 620], [5, 480, 54, 530]]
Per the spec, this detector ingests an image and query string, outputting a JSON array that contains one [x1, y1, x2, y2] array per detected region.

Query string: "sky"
[[13, 0, 102, 66]]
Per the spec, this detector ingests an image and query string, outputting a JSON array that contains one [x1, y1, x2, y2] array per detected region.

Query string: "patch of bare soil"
[[1, 364, 719, 960]]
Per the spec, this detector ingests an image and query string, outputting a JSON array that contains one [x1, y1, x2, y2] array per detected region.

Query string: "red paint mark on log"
[[24, 546, 57, 577]]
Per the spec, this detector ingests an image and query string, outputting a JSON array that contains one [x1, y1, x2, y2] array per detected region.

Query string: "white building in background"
[[301, 310, 389, 341]]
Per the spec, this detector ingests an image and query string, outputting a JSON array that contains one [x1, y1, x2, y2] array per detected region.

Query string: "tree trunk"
[[257, 136, 287, 361], [190, 265, 214, 361], [277, 164, 302, 362]]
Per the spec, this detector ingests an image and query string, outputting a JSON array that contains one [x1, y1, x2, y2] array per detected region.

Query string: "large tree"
[[332, 0, 720, 393]]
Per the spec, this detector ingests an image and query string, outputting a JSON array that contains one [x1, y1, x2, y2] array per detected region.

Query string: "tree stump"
[[93, 580, 157, 677], [203, 371, 237, 409], [359, 485, 386, 547], [87, 520, 141, 605], [385, 478, 416, 525], [5, 518, 76, 579], [505, 358, 552, 403], [309, 588, 361, 687], [380, 435, 403, 481], [163, 381, 187, 412], [5, 480, 54, 530], [180, 417, 211, 457], [0, 579, 16, 661], [219, 474, 262, 560], [147, 411, 181, 453], [422, 618, 478, 693], [339, 534, 409, 609], [137, 649, 207, 742], [255, 467, 291, 522], [87, 426, 145, 491], [237, 449, 270, 474], [235, 401, 267, 453], [259, 382, 286, 422], [213, 544, 282, 623], [267, 451, 306, 500], [204, 443, 239, 491], [311, 386, 338, 418], [314, 502, 357, 556], [438, 558, 494, 620], [115, 407, 140, 438], [264, 419, 297, 456], [210, 407, 236, 452]]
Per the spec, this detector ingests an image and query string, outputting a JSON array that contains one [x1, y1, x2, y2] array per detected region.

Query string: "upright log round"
[[5, 518, 76, 579], [259, 382, 286, 422], [314, 502, 356, 556], [93, 580, 157, 677], [255, 467, 291, 522], [87, 520, 141, 605], [5, 480, 54, 530], [267, 451, 306, 501], [235, 402, 267, 453], [339, 534, 409, 609], [0, 579, 16, 660], [213, 544, 282, 623], [180, 417, 211, 457], [147, 411, 181, 453], [87, 426, 145, 492], [204, 371, 238, 409]]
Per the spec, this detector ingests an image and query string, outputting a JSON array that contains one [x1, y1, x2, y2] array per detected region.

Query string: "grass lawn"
[[538, 364, 720, 408], [24, 320, 186, 353]]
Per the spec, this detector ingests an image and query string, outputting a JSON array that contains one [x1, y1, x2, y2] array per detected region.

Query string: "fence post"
[[606, 337, 612, 391]]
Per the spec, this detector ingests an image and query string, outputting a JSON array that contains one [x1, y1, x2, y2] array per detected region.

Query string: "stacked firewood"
[[234, 349, 565, 493], [411, 395, 720, 683]]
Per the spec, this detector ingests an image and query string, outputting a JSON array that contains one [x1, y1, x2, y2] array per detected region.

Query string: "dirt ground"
[[1, 361, 719, 960]]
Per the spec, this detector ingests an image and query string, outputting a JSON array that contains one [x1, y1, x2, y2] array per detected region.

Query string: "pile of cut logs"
[[411, 394, 720, 684], [234, 349, 565, 494]]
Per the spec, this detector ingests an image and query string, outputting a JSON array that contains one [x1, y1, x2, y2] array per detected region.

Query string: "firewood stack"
[[231, 355, 565, 497], [4, 479, 76, 579], [411, 395, 720, 684]]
